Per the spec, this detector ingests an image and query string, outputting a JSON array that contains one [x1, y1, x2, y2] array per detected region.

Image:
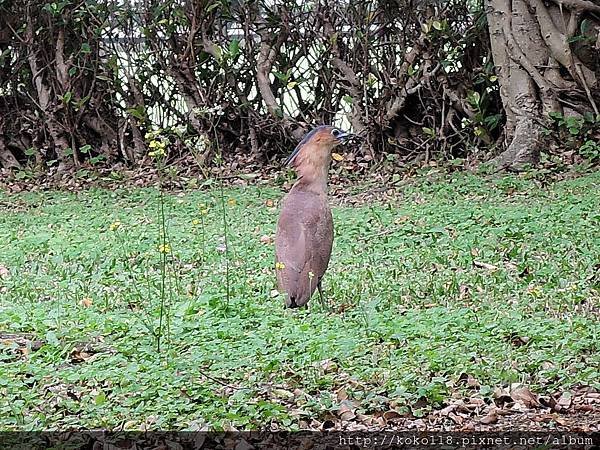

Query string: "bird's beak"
[[335, 131, 353, 143]]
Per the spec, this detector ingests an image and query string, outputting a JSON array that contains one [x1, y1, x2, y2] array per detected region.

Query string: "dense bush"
[[0, 0, 499, 171]]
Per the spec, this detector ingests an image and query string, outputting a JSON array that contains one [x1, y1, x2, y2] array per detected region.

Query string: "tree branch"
[[548, 0, 600, 13]]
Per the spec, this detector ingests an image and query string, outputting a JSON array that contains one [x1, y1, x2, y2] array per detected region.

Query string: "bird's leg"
[[317, 280, 330, 312]]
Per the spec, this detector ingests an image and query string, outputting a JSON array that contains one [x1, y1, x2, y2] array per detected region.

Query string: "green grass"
[[0, 171, 599, 430]]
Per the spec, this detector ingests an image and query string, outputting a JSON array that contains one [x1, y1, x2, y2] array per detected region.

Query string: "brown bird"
[[275, 125, 352, 308]]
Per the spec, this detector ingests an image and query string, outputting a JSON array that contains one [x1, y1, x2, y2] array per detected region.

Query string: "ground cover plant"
[[0, 170, 598, 430]]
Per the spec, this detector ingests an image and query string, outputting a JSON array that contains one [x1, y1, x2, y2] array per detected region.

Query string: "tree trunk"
[[0, 137, 20, 169], [486, 0, 599, 170]]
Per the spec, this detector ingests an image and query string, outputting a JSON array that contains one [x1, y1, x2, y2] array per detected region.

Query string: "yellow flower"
[[158, 243, 172, 254], [109, 221, 121, 231], [275, 262, 285, 270], [148, 147, 166, 158], [192, 218, 201, 226], [200, 208, 209, 215], [227, 198, 237, 207], [308, 271, 314, 280]]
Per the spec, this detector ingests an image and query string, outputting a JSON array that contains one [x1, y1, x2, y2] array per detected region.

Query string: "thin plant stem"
[[211, 124, 231, 311], [156, 159, 168, 354], [219, 179, 231, 311]]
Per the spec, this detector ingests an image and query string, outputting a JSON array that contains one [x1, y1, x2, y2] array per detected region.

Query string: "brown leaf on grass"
[[381, 410, 405, 425], [0, 264, 9, 278], [336, 387, 348, 402], [479, 408, 499, 425], [336, 400, 357, 422], [260, 234, 273, 244], [439, 404, 458, 416], [554, 392, 572, 412], [465, 397, 486, 409], [506, 333, 530, 347], [79, 297, 93, 307], [461, 422, 476, 432], [493, 387, 513, 406], [448, 412, 465, 425], [473, 260, 498, 271], [585, 392, 600, 401], [394, 215, 411, 224], [318, 359, 337, 373], [458, 284, 470, 300], [271, 388, 294, 400], [265, 199, 275, 208], [458, 373, 480, 388], [69, 348, 93, 364], [510, 385, 539, 408]]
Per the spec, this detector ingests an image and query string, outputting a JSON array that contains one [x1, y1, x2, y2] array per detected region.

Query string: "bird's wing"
[[307, 207, 333, 281], [275, 208, 308, 275], [275, 193, 333, 305]]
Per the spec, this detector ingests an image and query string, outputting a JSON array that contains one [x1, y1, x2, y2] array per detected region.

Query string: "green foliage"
[[0, 172, 598, 429], [547, 112, 600, 165]]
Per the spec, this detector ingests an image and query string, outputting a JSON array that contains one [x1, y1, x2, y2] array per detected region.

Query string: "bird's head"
[[285, 126, 353, 179]]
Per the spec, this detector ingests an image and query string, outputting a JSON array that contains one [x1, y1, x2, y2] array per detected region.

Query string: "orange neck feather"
[[292, 143, 332, 192]]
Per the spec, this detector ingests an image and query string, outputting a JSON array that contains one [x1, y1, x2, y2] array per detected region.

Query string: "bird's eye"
[[331, 128, 340, 137]]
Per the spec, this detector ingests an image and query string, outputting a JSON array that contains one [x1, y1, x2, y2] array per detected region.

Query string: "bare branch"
[[548, 0, 600, 13]]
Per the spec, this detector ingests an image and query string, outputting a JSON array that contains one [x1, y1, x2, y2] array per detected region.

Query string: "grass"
[[0, 170, 599, 430]]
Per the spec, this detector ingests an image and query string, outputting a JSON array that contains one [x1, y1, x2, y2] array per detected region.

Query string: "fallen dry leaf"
[[272, 388, 294, 400], [318, 359, 337, 373], [449, 412, 465, 425], [473, 260, 499, 271], [479, 408, 499, 425], [439, 404, 457, 416], [336, 387, 348, 402], [458, 373, 480, 388], [69, 349, 93, 363], [493, 387, 513, 406], [337, 400, 356, 422], [555, 392, 572, 412], [260, 234, 273, 244], [510, 385, 539, 408], [382, 410, 404, 424]]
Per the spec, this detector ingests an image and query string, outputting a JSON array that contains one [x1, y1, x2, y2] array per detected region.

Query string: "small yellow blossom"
[[109, 221, 121, 231], [308, 271, 315, 280], [227, 198, 237, 207], [275, 262, 285, 270], [200, 208, 209, 215], [148, 147, 166, 158], [527, 286, 542, 298], [158, 243, 172, 254], [192, 218, 201, 226]]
